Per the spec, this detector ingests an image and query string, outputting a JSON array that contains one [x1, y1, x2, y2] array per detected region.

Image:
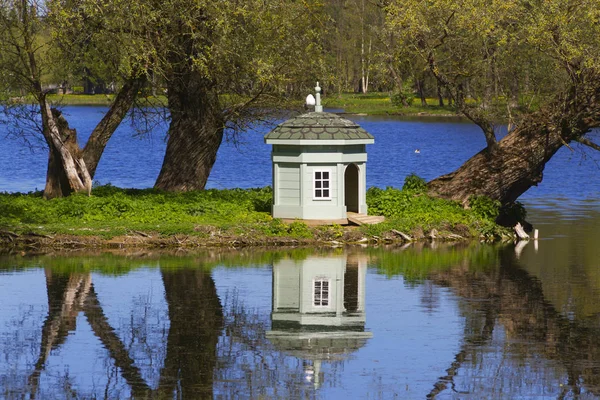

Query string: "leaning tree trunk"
[[41, 101, 92, 199], [428, 77, 600, 205], [42, 77, 146, 198], [83, 76, 147, 178], [154, 68, 225, 191]]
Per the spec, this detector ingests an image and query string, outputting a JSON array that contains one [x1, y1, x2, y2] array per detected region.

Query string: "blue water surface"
[[1, 106, 598, 201]]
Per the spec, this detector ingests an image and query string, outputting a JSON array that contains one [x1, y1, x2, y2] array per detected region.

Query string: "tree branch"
[[575, 136, 600, 152], [427, 53, 498, 151]]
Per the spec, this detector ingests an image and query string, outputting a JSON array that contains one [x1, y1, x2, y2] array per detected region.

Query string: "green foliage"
[[315, 224, 345, 240], [383, 0, 600, 124], [469, 195, 501, 221], [0, 185, 274, 237], [0, 185, 512, 242], [402, 174, 427, 193], [390, 79, 415, 107], [253, 219, 313, 239], [286, 221, 313, 238], [365, 185, 510, 239]]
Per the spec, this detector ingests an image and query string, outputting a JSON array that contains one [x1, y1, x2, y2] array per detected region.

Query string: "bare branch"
[[575, 136, 600, 152]]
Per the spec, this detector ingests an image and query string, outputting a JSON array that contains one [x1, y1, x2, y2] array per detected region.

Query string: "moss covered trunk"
[[427, 121, 565, 205], [154, 64, 224, 191]]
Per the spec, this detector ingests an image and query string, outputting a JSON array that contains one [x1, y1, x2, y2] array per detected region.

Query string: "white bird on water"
[[414, 149, 421, 154]]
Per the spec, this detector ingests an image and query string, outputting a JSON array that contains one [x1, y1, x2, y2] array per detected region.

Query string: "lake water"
[[1, 106, 599, 200], [1, 230, 600, 399], [1, 107, 600, 399]]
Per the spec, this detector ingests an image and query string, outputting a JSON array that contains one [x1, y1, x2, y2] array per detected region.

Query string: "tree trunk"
[[437, 82, 445, 107], [83, 76, 147, 178], [428, 124, 560, 205], [154, 68, 224, 191], [41, 101, 92, 198], [43, 147, 72, 199], [42, 77, 145, 198], [416, 78, 427, 107], [428, 78, 600, 204]]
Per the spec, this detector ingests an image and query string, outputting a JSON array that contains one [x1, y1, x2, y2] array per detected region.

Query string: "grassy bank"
[[322, 92, 457, 115], [45, 94, 167, 107], [0, 178, 513, 250], [41, 92, 457, 116]]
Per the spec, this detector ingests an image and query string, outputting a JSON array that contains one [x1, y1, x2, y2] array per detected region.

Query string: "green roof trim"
[[264, 112, 374, 141]]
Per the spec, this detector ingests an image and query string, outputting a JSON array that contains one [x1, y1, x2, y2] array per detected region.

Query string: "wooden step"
[[347, 213, 385, 226]]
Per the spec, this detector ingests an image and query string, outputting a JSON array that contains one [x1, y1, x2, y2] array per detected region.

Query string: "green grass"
[[362, 175, 512, 240], [0, 185, 275, 238], [46, 94, 167, 107], [43, 92, 455, 116], [0, 180, 511, 244], [322, 92, 458, 115]]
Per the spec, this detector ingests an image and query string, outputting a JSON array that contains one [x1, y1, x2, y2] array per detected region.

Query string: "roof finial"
[[315, 82, 323, 112]]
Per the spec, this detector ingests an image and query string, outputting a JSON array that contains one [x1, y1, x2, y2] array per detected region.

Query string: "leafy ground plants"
[[0, 185, 275, 238], [0, 180, 511, 248], [364, 175, 511, 240]]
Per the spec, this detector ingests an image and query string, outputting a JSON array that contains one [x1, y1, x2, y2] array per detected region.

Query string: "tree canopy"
[[383, 0, 600, 204]]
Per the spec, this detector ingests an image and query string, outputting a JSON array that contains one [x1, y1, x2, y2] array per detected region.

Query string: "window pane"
[[323, 181, 329, 188], [315, 181, 321, 188], [323, 190, 329, 198], [323, 171, 329, 179], [315, 171, 321, 179], [315, 190, 322, 197]]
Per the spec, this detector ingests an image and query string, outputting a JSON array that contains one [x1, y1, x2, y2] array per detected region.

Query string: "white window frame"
[[313, 277, 331, 308], [313, 169, 332, 200]]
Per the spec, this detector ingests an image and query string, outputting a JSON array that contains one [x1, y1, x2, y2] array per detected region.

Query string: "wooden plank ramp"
[[347, 212, 385, 226]]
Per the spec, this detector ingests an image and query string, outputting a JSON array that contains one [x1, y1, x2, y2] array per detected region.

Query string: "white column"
[[337, 163, 345, 216], [273, 162, 280, 206], [359, 162, 368, 214]]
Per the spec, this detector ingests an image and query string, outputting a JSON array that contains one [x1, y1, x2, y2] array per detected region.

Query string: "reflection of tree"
[[27, 269, 152, 399], [157, 268, 223, 399], [28, 270, 91, 399], [27, 267, 225, 399], [425, 246, 600, 398]]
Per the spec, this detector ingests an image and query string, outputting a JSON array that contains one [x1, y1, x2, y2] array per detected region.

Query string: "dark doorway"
[[344, 164, 359, 213]]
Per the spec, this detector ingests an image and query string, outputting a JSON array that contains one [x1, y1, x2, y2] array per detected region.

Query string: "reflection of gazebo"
[[265, 253, 373, 388]]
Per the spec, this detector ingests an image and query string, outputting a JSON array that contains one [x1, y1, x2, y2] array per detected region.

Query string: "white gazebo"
[[264, 83, 375, 222]]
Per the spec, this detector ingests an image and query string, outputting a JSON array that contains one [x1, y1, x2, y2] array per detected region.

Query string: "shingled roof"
[[264, 112, 374, 141]]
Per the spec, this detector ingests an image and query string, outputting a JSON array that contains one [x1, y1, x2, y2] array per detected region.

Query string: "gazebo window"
[[313, 170, 331, 200], [313, 278, 330, 307]]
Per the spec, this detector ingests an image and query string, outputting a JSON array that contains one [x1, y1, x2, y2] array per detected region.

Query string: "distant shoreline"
[[33, 93, 463, 118]]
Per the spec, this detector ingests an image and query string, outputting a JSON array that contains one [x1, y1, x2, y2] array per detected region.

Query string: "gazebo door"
[[344, 164, 359, 213]]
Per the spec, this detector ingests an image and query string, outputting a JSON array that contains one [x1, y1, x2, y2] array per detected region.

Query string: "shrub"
[[402, 174, 427, 193], [469, 195, 501, 221], [390, 80, 416, 107]]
